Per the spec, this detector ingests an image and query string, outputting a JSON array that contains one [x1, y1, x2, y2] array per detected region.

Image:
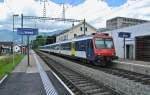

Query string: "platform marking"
[[114, 61, 150, 68], [0, 74, 8, 84], [33, 52, 58, 95]]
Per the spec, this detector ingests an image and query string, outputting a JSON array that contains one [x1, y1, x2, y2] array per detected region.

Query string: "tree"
[[32, 35, 47, 49], [0, 45, 2, 55]]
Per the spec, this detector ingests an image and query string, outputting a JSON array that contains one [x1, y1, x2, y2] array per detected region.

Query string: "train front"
[[93, 35, 117, 66]]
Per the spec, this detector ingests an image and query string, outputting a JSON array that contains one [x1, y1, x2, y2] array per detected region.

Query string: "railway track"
[[36, 51, 122, 95], [83, 64, 150, 86], [48, 51, 150, 86]]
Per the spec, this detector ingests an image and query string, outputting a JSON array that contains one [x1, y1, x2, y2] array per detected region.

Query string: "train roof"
[[40, 34, 112, 47], [73, 36, 93, 42]]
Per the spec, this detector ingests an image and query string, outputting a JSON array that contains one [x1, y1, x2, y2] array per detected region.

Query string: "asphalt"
[[0, 72, 46, 95]]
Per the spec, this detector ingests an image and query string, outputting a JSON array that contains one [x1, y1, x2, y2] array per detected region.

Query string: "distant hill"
[[0, 29, 64, 43], [39, 30, 64, 36], [0, 29, 20, 42]]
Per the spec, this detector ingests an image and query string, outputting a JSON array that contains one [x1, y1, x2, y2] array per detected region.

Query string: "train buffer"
[[0, 50, 71, 95]]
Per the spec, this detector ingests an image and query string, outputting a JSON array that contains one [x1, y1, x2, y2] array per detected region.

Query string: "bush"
[[0, 54, 24, 79]]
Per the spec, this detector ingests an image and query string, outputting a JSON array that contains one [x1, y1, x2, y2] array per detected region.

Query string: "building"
[[106, 17, 149, 29], [45, 35, 56, 44], [13, 44, 21, 53], [104, 22, 150, 62], [56, 22, 97, 42], [0, 41, 13, 54]]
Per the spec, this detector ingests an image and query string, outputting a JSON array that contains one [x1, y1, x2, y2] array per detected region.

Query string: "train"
[[39, 34, 117, 66]]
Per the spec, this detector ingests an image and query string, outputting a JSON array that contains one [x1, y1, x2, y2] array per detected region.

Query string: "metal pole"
[[83, 19, 86, 35], [124, 37, 125, 60], [21, 14, 23, 54], [12, 14, 19, 65], [12, 15, 14, 65], [27, 35, 30, 66]]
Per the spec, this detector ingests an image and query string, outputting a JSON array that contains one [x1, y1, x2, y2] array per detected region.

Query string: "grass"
[[0, 54, 24, 80]]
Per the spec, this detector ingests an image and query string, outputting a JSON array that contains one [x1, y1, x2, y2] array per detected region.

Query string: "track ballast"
[[36, 51, 122, 95]]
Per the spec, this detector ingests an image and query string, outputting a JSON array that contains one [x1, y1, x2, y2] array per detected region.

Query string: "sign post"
[[27, 35, 29, 66], [118, 32, 131, 60], [17, 28, 38, 66]]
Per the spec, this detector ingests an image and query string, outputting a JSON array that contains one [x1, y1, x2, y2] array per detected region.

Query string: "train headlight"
[[112, 52, 116, 56], [97, 53, 101, 55]]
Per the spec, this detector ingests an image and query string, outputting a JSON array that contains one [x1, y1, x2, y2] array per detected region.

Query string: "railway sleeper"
[[77, 83, 94, 87], [79, 85, 100, 91], [70, 79, 88, 82], [72, 80, 91, 84], [84, 88, 108, 95]]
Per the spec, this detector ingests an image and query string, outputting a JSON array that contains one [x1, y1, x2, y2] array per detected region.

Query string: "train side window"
[[75, 42, 78, 51], [68, 43, 71, 50], [80, 40, 86, 51]]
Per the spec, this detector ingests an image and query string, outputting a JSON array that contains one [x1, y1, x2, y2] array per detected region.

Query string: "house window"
[[80, 27, 82, 31], [74, 34, 77, 38], [85, 27, 87, 31]]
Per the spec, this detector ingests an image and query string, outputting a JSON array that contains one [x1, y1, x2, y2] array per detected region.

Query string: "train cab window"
[[105, 39, 114, 48], [95, 38, 114, 49], [95, 38, 105, 48]]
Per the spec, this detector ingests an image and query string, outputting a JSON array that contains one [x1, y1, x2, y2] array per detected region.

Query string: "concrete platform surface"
[[0, 73, 46, 95], [114, 59, 150, 66], [13, 54, 38, 73], [113, 60, 150, 75]]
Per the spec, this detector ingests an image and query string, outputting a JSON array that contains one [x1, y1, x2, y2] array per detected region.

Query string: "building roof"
[[56, 21, 97, 36], [55, 29, 70, 36], [0, 41, 13, 46], [104, 21, 150, 33], [107, 16, 149, 22]]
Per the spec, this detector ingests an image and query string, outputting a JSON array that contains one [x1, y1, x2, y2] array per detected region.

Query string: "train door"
[[71, 42, 76, 56], [126, 44, 133, 59], [86, 39, 94, 62]]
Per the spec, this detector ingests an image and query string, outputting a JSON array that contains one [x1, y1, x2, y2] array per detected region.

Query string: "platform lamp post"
[[12, 14, 19, 65]]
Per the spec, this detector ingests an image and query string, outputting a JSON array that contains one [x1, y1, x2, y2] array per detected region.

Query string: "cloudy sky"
[[0, 0, 150, 33]]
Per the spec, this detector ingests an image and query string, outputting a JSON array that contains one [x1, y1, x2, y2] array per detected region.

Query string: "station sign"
[[118, 32, 131, 38], [17, 28, 38, 35]]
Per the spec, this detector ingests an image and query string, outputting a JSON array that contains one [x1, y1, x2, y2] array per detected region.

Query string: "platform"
[[113, 59, 150, 75], [0, 50, 71, 95]]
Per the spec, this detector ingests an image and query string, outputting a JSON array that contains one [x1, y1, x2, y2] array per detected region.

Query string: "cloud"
[[92, 0, 150, 28], [0, 0, 150, 32], [66, 0, 111, 21], [0, 0, 112, 31]]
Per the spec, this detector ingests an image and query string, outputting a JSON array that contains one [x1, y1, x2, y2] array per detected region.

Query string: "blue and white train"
[[39, 34, 117, 66]]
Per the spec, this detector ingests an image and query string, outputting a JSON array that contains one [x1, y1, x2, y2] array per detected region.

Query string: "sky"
[[0, 0, 150, 35], [0, 0, 128, 6], [0, 0, 4, 3], [105, 0, 127, 7], [51, 0, 85, 6], [51, 0, 127, 7]]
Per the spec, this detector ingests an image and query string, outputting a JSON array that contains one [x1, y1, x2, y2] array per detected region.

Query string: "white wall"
[[56, 23, 96, 42], [13, 45, 21, 53], [105, 22, 150, 59]]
